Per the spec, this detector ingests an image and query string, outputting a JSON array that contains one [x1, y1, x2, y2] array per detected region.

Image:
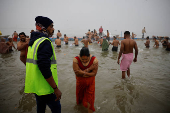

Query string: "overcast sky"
[[0, 0, 170, 38]]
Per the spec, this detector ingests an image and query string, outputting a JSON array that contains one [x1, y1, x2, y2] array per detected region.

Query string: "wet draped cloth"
[[13, 36, 18, 42], [120, 53, 133, 71], [102, 39, 109, 51], [73, 56, 98, 112]]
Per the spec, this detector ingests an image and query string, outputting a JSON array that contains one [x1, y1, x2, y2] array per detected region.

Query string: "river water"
[[0, 40, 170, 113]]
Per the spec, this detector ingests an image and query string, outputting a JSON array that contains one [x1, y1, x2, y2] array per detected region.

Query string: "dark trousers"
[[106, 37, 110, 41], [35, 93, 61, 113], [99, 32, 102, 36], [142, 33, 144, 39]]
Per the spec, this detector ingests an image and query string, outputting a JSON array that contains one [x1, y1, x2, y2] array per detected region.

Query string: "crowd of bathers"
[[0, 28, 170, 55]]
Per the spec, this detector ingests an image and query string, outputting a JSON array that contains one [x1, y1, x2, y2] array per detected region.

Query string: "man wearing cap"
[[25, 16, 62, 113]]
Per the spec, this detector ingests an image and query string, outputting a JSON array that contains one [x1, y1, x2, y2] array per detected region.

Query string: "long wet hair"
[[80, 47, 90, 57]]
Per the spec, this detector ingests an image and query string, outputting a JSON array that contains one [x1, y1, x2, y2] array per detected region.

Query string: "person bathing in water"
[[64, 34, 69, 45], [81, 36, 91, 48], [95, 34, 99, 41], [86, 29, 91, 37], [161, 37, 168, 48], [73, 47, 98, 113], [132, 32, 137, 39], [144, 36, 150, 48], [73, 36, 79, 46], [117, 31, 138, 79], [6, 38, 17, 51], [17, 32, 29, 65], [57, 30, 62, 39], [106, 30, 110, 41], [55, 36, 61, 48], [153, 37, 159, 48], [110, 36, 120, 51], [0, 38, 10, 54], [165, 37, 170, 51], [98, 37, 103, 47], [12, 31, 18, 42]]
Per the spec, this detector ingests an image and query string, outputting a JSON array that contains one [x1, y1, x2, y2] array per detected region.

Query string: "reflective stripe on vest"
[[25, 37, 58, 96], [26, 38, 57, 64]]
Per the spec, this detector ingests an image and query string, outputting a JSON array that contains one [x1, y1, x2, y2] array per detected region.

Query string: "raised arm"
[[81, 39, 84, 42]]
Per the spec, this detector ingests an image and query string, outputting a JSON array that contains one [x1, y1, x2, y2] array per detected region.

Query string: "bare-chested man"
[[132, 32, 137, 39], [0, 38, 9, 54], [95, 34, 99, 41], [55, 36, 61, 47], [57, 30, 62, 38], [91, 31, 95, 41], [12, 31, 18, 42], [144, 36, 150, 48], [81, 36, 91, 48], [6, 38, 17, 51], [64, 34, 69, 45], [73, 36, 79, 46], [153, 37, 159, 48], [161, 37, 169, 48], [98, 37, 103, 47], [94, 29, 97, 36], [111, 36, 120, 51], [88, 31, 93, 40], [117, 31, 138, 79], [85, 29, 91, 37], [17, 32, 29, 65], [106, 30, 110, 41]]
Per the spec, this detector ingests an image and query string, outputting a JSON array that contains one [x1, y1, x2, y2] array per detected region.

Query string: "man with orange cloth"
[[12, 31, 18, 42]]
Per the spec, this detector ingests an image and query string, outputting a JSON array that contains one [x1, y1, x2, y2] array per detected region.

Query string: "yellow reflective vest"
[[25, 37, 58, 96]]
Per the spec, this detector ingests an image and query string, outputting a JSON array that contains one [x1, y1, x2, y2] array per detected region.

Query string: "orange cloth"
[[13, 36, 18, 42], [76, 76, 95, 111], [75, 56, 96, 112]]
